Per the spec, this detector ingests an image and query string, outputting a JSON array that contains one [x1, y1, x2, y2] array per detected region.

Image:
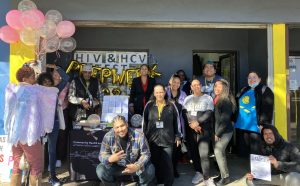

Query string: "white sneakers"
[[192, 172, 204, 184], [204, 178, 216, 186], [192, 172, 215, 186]]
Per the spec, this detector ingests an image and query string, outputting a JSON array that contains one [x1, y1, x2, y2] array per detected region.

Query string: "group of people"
[[4, 60, 300, 186]]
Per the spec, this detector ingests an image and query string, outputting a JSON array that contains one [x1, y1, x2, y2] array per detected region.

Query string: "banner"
[[0, 135, 13, 182]]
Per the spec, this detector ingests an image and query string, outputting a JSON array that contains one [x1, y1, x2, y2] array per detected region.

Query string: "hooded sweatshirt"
[[260, 125, 300, 174]]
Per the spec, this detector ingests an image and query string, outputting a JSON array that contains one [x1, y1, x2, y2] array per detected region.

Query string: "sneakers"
[[204, 178, 216, 186], [49, 176, 61, 186], [192, 172, 204, 184], [56, 160, 62, 168]]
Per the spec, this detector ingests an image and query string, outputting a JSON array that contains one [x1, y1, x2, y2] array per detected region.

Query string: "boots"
[[29, 174, 42, 186], [10, 174, 22, 186]]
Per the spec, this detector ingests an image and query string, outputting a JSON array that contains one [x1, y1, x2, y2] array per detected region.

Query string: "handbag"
[[57, 99, 66, 130]]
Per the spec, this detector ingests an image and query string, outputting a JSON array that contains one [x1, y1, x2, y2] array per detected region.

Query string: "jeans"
[[96, 163, 156, 186], [150, 144, 174, 186], [246, 172, 300, 186], [198, 139, 210, 180], [214, 131, 233, 178], [48, 119, 60, 177]]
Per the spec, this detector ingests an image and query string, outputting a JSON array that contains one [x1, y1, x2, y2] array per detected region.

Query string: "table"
[[69, 129, 108, 181]]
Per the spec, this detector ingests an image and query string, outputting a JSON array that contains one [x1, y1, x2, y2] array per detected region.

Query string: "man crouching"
[[96, 115, 156, 186]]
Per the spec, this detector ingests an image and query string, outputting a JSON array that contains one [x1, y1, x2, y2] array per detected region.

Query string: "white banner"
[[0, 135, 13, 182]]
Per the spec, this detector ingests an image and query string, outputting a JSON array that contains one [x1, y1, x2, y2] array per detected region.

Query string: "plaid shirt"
[[99, 128, 151, 171]]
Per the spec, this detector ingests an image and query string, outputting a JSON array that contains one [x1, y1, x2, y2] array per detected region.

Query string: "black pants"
[[236, 128, 262, 157], [185, 129, 202, 172], [150, 144, 174, 186]]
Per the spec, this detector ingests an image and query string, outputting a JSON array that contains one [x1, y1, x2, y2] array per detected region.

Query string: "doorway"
[[192, 51, 238, 94]]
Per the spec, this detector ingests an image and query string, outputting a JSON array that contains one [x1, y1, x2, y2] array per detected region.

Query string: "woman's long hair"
[[215, 79, 236, 112]]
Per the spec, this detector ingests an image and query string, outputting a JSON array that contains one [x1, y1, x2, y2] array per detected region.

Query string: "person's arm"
[[129, 78, 137, 107], [3, 84, 17, 134], [68, 80, 84, 105], [215, 100, 233, 137], [259, 87, 274, 125], [142, 102, 150, 134], [99, 133, 113, 168], [56, 67, 69, 92], [276, 145, 300, 172], [172, 103, 182, 139], [135, 132, 151, 172]]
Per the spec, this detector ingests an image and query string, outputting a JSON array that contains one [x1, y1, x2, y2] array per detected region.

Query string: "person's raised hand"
[[246, 173, 254, 181], [269, 155, 279, 168], [108, 150, 126, 163]]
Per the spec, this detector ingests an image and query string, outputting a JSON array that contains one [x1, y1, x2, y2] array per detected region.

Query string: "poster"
[[101, 95, 129, 123], [0, 135, 13, 183], [250, 154, 271, 181]]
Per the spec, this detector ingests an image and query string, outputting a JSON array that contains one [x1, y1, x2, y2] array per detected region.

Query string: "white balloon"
[[20, 29, 40, 46], [45, 36, 60, 53], [45, 10, 63, 24], [59, 37, 76, 52], [18, 0, 37, 11], [39, 20, 57, 38]]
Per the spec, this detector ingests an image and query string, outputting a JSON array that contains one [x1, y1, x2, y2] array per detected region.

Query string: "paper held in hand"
[[250, 154, 271, 181]]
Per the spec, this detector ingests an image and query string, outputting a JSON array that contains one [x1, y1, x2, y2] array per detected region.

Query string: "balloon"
[[39, 20, 57, 38], [102, 88, 110, 95], [126, 69, 138, 87], [131, 114, 142, 128], [101, 68, 112, 83], [0, 25, 20, 44], [66, 61, 79, 73], [45, 10, 63, 24], [112, 88, 122, 95], [6, 10, 23, 30], [59, 37, 76, 52], [91, 67, 102, 78], [18, 0, 37, 11], [20, 29, 39, 46], [150, 64, 162, 78], [56, 21, 75, 38], [111, 69, 126, 85], [45, 36, 60, 53], [21, 9, 45, 29]]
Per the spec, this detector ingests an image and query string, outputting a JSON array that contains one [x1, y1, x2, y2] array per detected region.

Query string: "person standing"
[[4, 64, 58, 186], [176, 69, 191, 96], [68, 64, 101, 123], [198, 61, 222, 96], [166, 74, 187, 178], [234, 71, 274, 157], [182, 79, 215, 186], [129, 64, 156, 116], [213, 79, 236, 186], [142, 84, 182, 186]]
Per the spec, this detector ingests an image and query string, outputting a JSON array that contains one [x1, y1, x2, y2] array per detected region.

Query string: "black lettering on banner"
[[139, 54, 147, 63], [120, 54, 128, 63], [113, 64, 118, 69], [130, 54, 137, 63], [104, 64, 110, 68], [121, 64, 127, 70], [75, 53, 84, 62], [87, 54, 89, 63], [93, 54, 102, 63], [107, 54, 116, 63]]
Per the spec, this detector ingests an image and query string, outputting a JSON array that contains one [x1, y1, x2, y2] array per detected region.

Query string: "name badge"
[[156, 121, 164, 129], [191, 111, 197, 116]]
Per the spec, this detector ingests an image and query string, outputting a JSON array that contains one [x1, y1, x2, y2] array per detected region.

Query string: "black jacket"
[[234, 83, 274, 126], [214, 99, 234, 137], [260, 125, 300, 174], [142, 100, 181, 147], [129, 76, 156, 115]]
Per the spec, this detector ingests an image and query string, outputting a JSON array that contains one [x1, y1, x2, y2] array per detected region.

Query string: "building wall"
[[290, 28, 300, 51], [248, 29, 268, 84], [74, 28, 251, 86], [18, 0, 300, 23]]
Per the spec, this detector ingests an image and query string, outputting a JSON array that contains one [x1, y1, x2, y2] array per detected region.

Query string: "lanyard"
[[157, 101, 165, 120]]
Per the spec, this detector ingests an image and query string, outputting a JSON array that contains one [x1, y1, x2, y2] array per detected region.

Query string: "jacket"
[[129, 76, 156, 115], [260, 125, 300, 174], [235, 83, 274, 126], [142, 100, 181, 147], [99, 128, 151, 171], [214, 98, 234, 137]]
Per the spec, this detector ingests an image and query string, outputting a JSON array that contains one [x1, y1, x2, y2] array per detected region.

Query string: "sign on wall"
[[74, 50, 148, 73]]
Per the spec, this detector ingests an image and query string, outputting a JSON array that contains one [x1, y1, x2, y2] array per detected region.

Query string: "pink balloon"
[[0, 25, 20, 44], [6, 10, 24, 30], [56, 21, 75, 38], [21, 9, 45, 29]]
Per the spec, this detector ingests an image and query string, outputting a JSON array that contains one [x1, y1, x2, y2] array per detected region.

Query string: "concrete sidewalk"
[[38, 154, 250, 186]]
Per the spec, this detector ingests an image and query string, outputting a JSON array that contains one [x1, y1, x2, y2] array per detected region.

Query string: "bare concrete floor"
[[2, 154, 250, 186]]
